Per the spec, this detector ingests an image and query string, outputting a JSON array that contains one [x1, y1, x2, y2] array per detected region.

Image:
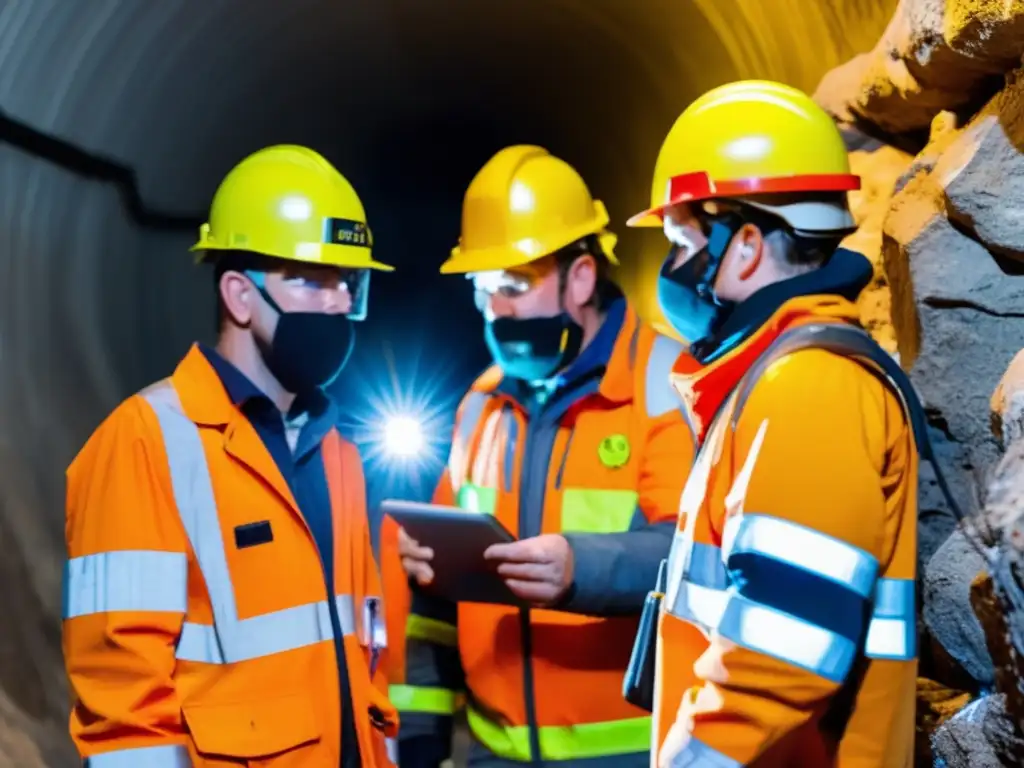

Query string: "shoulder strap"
[[729, 323, 966, 523]]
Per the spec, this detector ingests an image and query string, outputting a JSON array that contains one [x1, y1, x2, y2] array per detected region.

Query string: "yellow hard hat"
[[628, 80, 860, 232], [441, 145, 618, 275], [192, 144, 393, 271]]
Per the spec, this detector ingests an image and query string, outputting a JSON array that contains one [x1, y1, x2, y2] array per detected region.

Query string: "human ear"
[[736, 224, 764, 281], [219, 270, 255, 327], [567, 255, 597, 308]]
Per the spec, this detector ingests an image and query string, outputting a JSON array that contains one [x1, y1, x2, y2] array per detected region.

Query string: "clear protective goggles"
[[247, 267, 372, 321], [467, 270, 534, 319]]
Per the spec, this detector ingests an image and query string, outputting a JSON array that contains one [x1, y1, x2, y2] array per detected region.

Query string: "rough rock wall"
[[815, 0, 1024, 764]]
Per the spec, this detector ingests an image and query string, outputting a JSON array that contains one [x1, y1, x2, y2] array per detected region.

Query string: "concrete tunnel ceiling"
[[0, 0, 897, 761]]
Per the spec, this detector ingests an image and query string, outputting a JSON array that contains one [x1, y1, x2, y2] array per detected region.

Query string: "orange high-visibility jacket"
[[388, 301, 697, 766], [62, 344, 398, 767], [654, 295, 918, 767]]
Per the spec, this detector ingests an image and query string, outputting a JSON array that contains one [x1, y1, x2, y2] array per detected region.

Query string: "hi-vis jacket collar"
[[168, 345, 310, 517], [170, 344, 252, 427], [470, 300, 642, 407], [671, 294, 863, 441]]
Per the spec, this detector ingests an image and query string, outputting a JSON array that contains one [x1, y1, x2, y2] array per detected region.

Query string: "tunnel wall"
[[0, 1, 898, 763]]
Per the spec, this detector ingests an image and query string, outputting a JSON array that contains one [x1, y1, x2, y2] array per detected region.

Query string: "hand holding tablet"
[[381, 499, 525, 606]]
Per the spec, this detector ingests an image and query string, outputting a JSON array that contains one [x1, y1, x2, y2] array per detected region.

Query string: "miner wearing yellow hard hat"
[[636, 81, 919, 766], [383, 145, 697, 767], [62, 145, 399, 767]]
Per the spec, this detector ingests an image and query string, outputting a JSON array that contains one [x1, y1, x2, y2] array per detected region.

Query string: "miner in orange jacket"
[[629, 81, 919, 766], [385, 145, 697, 767], [62, 145, 399, 767]]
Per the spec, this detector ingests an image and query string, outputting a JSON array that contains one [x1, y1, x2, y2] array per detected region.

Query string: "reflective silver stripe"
[[865, 577, 916, 660], [669, 577, 915, 668], [666, 736, 742, 767], [668, 581, 729, 630], [716, 592, 856, 682], [143, 383, 238, 636], [142, 382, 353, 665], [722, 514, 879, 598], [687, 542, 728, 590], [668, 532, 914, 672], [85, 743, 190, 767], [63, 550, 187, 619], [457, 391, 488, 448], [385, 736, 398, 764], [175, 596, 356, 664], [665, 534, 729, 629], [645, 334, 686, 418]]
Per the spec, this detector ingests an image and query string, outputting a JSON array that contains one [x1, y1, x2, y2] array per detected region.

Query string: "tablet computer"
[[380, 499, 525, 607]]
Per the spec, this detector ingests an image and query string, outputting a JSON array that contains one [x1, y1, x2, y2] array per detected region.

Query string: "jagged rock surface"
[[990, 348, 1024, 450], [841, 132, 913, 354], [939, 73, 1024, 262], [815, 1, 1024, 764], [970, 433, 1024, 730], [880, 88, 1024, 570], [932, 694, 1024, 767], [814, 0, 1024, 134], [923, 530, 995, 688], [915, 678, 972, 766], [970, 571, 1024, 729]]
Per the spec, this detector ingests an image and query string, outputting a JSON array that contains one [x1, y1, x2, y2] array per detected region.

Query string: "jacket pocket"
[[184, 691, 324, 767]]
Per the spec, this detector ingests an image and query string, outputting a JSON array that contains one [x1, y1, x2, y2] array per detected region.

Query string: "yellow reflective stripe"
[[467, 707, 650, 761], [456, 483, 496, 515], [560, 488, 638, 533], [406, 614, 457, 647], [389, 684, 460, 715]]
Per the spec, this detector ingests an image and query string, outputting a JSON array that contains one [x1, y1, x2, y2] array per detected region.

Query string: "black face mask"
[[251, 277, 355, 395], [484, 313, 584, 384], [257, 311, 354, 394], [656, 214, 742, 344]]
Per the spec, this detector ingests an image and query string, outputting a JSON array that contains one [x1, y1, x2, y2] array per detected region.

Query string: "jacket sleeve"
[[63, 397, 191, 765], [394, 469, 466, 768], [667, 350, 904, 765], [561, 339, 696, 617]]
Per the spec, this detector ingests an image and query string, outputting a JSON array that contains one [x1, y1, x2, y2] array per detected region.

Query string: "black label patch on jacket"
[[234, 520, 273, 549]]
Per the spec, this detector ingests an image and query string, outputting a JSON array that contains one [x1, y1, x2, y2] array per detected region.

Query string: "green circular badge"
[[598, 433, 631, 469]]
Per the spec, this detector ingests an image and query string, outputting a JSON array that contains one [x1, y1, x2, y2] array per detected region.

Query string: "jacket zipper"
[[511, 378, 597, 765], [303, 472, 360, 768], [517, 410, 543, 766]]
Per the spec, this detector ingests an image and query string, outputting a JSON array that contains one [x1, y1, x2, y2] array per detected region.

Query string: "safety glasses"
[[248, 267, 372, 321], [467, 270, 536, 316]]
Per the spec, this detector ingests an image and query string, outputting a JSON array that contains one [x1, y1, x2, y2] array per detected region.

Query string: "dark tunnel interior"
[[0, 0, 899, 761]]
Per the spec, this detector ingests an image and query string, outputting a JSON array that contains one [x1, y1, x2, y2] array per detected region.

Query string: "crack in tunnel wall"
[[0, 0, 899, 762]]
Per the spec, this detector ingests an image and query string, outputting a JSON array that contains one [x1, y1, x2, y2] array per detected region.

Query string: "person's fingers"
[[401, 557, 434, 585], [397, 528, 434, 559], [397, 527, 416, 548], [496, 562, 550, 582], [484, 541, 542, 563], [504, 579, 556, 604], [398, 537, 434, 561]]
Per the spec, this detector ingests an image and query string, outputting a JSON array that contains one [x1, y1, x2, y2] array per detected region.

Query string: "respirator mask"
[[246, 268, 370, 394], [470, 269, 584, 384], [657, 207, 755, 344]]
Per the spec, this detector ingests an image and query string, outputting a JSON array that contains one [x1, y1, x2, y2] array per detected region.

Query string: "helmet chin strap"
[[692, 213, 745, 301], [245, 270, 286, 316]]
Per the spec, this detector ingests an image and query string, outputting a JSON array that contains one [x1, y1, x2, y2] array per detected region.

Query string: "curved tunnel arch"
[[0, 1, 897, 761]]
